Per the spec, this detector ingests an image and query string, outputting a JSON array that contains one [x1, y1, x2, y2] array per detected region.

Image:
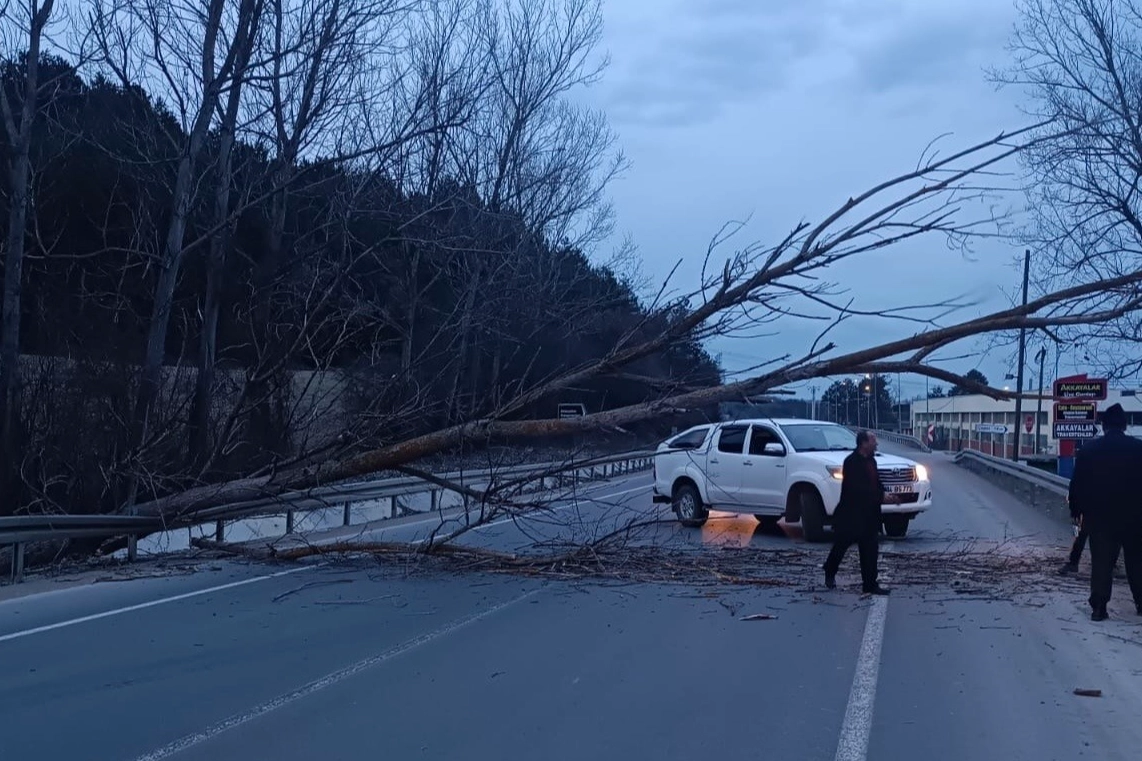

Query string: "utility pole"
[[1013, 248, 1031, 463], [1034, 345, 1046, 455], [897, 372, 902, 431], [809, 384, 818, 420]]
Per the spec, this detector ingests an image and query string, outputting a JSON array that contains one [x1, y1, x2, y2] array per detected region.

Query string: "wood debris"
[[195, 534, 1088, 605]]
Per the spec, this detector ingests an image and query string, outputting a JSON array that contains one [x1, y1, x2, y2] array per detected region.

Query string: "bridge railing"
[[952, 449, 1070, 496], [952, 448, 1072, 523], [0, 449, 655, 584], [845, 427, 932, 453]]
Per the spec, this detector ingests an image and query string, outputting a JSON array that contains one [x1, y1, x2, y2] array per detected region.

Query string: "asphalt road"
[[3, 446, 1142, 761]]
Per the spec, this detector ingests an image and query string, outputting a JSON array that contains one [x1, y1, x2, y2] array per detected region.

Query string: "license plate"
[[887, 484, 913, 494]]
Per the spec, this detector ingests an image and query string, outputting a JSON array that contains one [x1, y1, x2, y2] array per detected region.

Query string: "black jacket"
[[1068, 430, 1142, 532], [833, 450, 885, 536]]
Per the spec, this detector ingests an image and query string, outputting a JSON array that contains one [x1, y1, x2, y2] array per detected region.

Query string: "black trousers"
[[1068, 527, 1088, 565], [824, 531, 879, 589], [1088, 529, 1142, 609]]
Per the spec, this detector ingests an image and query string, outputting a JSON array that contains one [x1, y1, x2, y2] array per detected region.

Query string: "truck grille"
[[878, 466, 916, 484]]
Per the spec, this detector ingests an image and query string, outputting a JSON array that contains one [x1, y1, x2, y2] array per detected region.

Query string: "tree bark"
[[128, 0, 253, 475], [190, 1, 263, 470], [0, 0, 56, 501]]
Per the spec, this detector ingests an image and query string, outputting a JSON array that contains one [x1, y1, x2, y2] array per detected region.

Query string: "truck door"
[[741, 424, 787, 508], [707, 424, 748, 507]]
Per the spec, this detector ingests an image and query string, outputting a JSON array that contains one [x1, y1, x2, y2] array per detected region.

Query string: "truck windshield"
[[780, 423, 855, 452]]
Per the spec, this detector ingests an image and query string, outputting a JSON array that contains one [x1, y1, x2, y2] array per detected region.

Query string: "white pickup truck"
[[651, 419, 932, 541]]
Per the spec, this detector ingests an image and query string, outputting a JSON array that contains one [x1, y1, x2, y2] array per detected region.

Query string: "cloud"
[[598, 1, 832, 127], [850, 7, 1014, 96], [590, 0, 1030, 385]]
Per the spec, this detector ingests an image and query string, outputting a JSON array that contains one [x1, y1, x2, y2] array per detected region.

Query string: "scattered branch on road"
[[271, 578, 353, 602], [190, 526, 1089, 606]]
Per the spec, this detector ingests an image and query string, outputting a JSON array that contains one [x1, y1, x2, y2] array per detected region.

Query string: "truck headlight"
[[827, 466, 843, 480], [915, 464, 929, 482]]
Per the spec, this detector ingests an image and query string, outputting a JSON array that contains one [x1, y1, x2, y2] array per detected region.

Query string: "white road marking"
[[0, 566, 313, 645], [0, 480, 648, 643], [834, 595, 889, 761], [133, 588, 540, 760]]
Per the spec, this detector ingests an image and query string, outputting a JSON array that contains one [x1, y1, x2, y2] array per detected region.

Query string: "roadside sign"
[[975, 423, 1008, 434], [557, 403, 586, 419], [1053, 376, 1108, 401], [1054, 401, 1098, 422], [1024, 415, 1034, 433], [1053, 421, 1099, 439]]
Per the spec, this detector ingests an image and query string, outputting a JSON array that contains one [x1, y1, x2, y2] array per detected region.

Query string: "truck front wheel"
[[799, 489, 827, 543], [674, 482, 708, 528]]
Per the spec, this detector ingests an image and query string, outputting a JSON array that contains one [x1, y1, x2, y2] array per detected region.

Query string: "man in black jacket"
[[1068, 403, 1142, 621], [823, 430, 898, 595]]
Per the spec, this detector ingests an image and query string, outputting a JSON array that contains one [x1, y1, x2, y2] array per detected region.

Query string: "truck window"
[[667, 427, 709, 449], [717, 425, 748, 454], [748, 426, 782, 455]]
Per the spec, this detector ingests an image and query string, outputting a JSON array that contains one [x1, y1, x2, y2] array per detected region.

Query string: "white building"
[[908, 389, 1142, 457]]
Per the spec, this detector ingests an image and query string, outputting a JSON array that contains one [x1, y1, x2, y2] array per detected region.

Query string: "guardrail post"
[[127, 534, 138, 563], [286, 510, 295, 535], [215, 520, 225, 542], [11, 542, 24, 583], [431, 490, 440, 511], [343, 504, 352, 526], [390, 496, 399, 518]]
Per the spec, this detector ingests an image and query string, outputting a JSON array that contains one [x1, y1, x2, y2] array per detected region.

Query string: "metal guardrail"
[[846, 426, 932, 453], [0, 449, 655, 584], [952, 449, 1070, 496]]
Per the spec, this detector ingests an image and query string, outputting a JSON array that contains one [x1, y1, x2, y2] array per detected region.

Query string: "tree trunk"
[[446, 270, 480, 423], [0, 2, 54, 502], [189, 3, 260, 470], [188, 141, 235, 469], [401, 244, 420, 373], [127, 0, 253, 483], [240, 162, 294, 465]]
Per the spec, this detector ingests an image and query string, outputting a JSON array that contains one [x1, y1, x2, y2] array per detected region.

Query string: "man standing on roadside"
[[1067, 403, 1142, 621], [823, 430, 898, 596]]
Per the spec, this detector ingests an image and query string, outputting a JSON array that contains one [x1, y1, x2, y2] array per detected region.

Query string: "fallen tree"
[[125, 125, 1142, 524], [188, 531, 1089, 605]]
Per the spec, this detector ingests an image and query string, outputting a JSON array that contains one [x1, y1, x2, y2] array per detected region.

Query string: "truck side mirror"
[[763, 442, 786, 456]]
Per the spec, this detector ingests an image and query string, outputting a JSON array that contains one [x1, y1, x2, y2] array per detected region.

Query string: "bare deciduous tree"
[[995, 0, 1142, 378], [127, 125, 1142, 522], [189, 0, 265, 467], [89, 0, 264, 495], [0, 0, 59, 488], [233, 0, 416, 458]]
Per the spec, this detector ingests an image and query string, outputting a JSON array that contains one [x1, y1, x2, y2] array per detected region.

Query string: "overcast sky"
[[588, 0, 1063, 399]]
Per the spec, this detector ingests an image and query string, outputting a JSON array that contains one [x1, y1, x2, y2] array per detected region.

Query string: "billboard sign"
[[1053, 421, 1099, 439], [1054, 402, 1098, 422], [557, 403, 586, 419], [1053, 376, 1108, 401]]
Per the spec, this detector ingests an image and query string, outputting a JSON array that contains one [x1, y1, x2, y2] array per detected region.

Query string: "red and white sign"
[[1024, 415, 1034, 434], [927, 423, 935, 443]]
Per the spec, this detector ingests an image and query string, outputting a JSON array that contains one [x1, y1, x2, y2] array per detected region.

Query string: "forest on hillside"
[[0, 0, 720, 517]]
